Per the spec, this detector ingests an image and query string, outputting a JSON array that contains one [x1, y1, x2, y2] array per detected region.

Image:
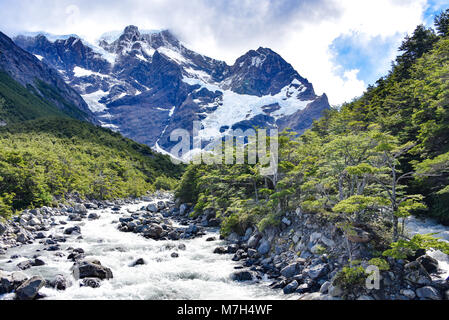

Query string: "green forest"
[[175, 10, 449, 252], [0, 118, 181, 219]]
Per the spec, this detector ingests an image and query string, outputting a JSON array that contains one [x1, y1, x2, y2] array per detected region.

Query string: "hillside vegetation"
[[0, 118, 181, 219], [176, 10, 449, 252]]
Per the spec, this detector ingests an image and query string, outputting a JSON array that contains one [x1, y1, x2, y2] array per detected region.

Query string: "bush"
[[333, 266, 367, 293]]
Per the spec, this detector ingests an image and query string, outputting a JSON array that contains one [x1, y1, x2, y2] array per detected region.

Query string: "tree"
[[435, 9, 449, 37], [394, 25, 438, 79]]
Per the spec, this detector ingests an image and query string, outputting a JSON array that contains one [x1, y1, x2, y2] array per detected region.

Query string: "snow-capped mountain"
[[14, 26, 330, 154]]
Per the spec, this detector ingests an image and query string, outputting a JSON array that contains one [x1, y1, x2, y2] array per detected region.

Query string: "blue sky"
[[0, 0, 447, 105]]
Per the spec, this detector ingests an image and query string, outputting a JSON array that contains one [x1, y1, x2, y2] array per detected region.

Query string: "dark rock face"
[[72, 259, 113, 280], [0, 32, 96, 123], [15, 276, 46, 300], [14, 26, 330, 154]]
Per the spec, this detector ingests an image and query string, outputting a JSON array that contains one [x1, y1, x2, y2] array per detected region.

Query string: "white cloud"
[[0, 0, 434, 105]]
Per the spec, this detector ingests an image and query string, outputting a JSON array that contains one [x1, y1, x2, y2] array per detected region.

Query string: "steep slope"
[[15, 26, 330, 155], [0, 117, 182, 216], [0, 32, 97, 124]]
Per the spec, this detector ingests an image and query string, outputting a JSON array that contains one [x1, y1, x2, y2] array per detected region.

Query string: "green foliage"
[[153, 176, 178, 191], [435, 9, 449, 37], [333, 266, 367, 293], [383, 233, 449, 259], [0, 72, 68, 124], [0, 118, 182, 212], [175, 16, 449, 237], [0, 192, 14, 220], [368, 258, 390, 271]]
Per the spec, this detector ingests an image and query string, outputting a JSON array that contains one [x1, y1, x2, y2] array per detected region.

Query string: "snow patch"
[[81, 90, 109, 112], [182, 77, 313, 139]]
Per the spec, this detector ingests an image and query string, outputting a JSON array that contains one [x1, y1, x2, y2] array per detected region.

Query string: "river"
[[0, 200, 286, 300]]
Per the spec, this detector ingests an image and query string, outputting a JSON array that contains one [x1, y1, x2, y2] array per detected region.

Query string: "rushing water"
[[405, 216, 449, 280], [0, 201, 287, 300]]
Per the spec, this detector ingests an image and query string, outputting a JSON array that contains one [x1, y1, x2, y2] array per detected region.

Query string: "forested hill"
[[175, 9, 449, 244], [0, 118, 182, 219]]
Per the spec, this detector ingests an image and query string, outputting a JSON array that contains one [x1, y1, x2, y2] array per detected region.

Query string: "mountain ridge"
[[13, 26, 330, 155]]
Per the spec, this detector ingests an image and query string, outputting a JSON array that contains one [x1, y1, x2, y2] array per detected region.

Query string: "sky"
[[0, 0, 447, 106]]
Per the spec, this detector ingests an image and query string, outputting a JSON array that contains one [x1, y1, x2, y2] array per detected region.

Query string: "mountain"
[[14, 26, 330, 155], [0, 32, 96, 124]]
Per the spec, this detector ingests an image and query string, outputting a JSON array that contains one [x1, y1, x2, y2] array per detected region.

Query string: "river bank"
[[1, 192, 449, 300]]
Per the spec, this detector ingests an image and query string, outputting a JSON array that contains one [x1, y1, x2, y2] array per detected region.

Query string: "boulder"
[[281, 262, 301, 278], [17, 260, 33, 270], [400, 289, 416, 299], [64, 226, 81, 235], [319, 281, 332, 294], [404, 261, 432, 286], [146, 204, 158, 213], [257, 239, 271, 255], [15, 276, 45, 300], [213, 246, 228, 254], [248, 233, 262, 249], [88, 213, 100, 220], [416, 286, 441, 300], [143, 224, 163, 239], [231, 270, 255, 282], [73, 204, 87, 214], [131, 258, 146, 267], [417, 255, 439, 274], [283, 280, 299, 294], [307, 263, 330, 280], [328, 284, 343, 297], [81, 278, 101, 288], [72, 259, 113, 280], [179, 204, 189, 215], [47, 274, 70, 291]]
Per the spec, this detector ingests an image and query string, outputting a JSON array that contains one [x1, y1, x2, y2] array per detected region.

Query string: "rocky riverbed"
[[1, 192, 449, 300], [0, 192, 290, 300]]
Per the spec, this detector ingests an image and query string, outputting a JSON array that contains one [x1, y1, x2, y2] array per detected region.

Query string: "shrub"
[[333, 266, 367, 293]]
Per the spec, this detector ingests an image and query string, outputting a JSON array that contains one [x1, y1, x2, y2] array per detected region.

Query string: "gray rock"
[[281, 217, 291, 226], [281, 262, 301, 278], [0, 223, 6, 236], [257, 239, 271, 255], [64, 225, 81, 235], [47, 274, 70, 290], [400, 289, 416, 299], [15, 276, 45, 300], [17, 260, 33, 270], [283, 280, 299, 294], [81, 278, 101, 288], [248, 233, 262, 248], [328, 284, 343, 297], [72, 259, 113, 280], [179, 204, 189, 215], [143, 224, 163, 239], [146, 203, 158, 213], [404, 261, 432, 285], [74, 204, 87, 214], [231, 270, 255, 282], [88, 213, 100, 220], [320, 281, 331, 294], [131, 258, 146, 267], [307, 263, 330, 279], [416, 286, 441, 300]]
